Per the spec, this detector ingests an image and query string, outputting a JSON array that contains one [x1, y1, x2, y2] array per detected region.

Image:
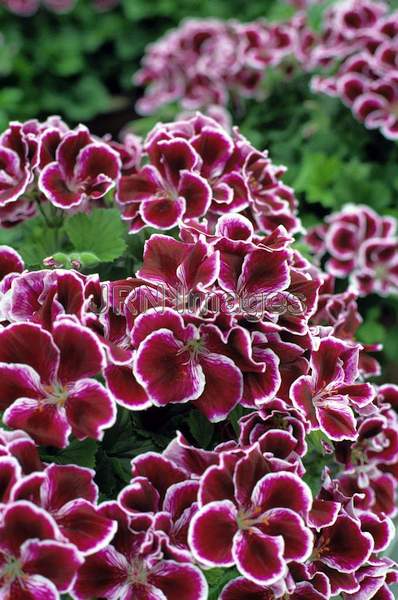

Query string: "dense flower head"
[[305, 204, 398, 295], [133, 1, 398, 141], [310, 0, 398, 139], [0, 117, 121, 225], [0, 99, 396, 600], [135, 18, 296, 116], [0, 318, 116, 447], [116, 112, 300, 234]]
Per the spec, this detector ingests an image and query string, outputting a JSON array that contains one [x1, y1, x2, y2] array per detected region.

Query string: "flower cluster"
[[134, 0, 398, 142], [310, 0, 398, 140], [305, 204, 398, 295], [0, 117, 121, 227], [134, 18, 297, 116], [117, 112, 300, 234], [0, 108, 397, 599], [71, 415, 398, 599], [0, 0, 119, 15]]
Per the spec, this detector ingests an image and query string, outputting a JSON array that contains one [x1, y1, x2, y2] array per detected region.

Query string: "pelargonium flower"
[[73, 502, 208, 600], [0, 500, 83, 599], [3, 268, 86, 329], [238, 398, 308, 460], [310, 514, 374, 594], [11, 463, 117, 555], [0, 427, 43, 474], [220, 567, 330, 600], [39, 125, 120, 209], [189, 445, 313, 586], [117, 452, 200, 562], [308, 1, 398, 140], [0, 121, 36, 208], [0, 245, 24, 282], [355, 237, 398, 296], [305, 204, 398, 295], [0, 319, 116, 447], [290, 336, 375, 441], [135, 18, 295, 116], [133, 308, 243, 421], [117, 113, 300, 235], [311, 277, 382, 377]]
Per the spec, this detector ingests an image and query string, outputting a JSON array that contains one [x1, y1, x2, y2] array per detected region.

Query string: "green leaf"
[[293, 152, 343, 207], [65, 208, 127, 263], [307, 0, 335, 32], [40, 438, 97, 469], [18, 218, 63, 268], [206, 567, 240, 600], [357, 307, 386, 345], [187, 410, 214, 449]]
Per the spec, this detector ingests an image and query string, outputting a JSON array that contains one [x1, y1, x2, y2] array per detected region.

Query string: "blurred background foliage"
[[0, 0, 293, 128]]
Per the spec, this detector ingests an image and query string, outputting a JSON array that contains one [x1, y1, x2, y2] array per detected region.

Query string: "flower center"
[[177, 337, 207, 363], [236, 506, 269, 530], [128, 559, 147, 586], [1, 557, 23, 583], [43, 383, 68, 407]]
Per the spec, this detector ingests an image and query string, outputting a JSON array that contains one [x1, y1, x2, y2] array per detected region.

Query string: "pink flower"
[[290, 336, 375, 441], [117, 113, 299, 234], [133, 309, 243, 421], [5, 269, 85, 329], [11, 463, 117, 555], [305, 204, 398, 296], [0, 122, 36, 208], [189, 446, 313, 586], [135, 18, 294, 116], [0, 501, 83, 599], [0, 320, 116, 447], [73, 503, 208, 600], [39, 126, 120, 209]]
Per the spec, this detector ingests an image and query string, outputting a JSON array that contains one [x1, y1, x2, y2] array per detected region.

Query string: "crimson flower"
[[0, 319, 116, 447]]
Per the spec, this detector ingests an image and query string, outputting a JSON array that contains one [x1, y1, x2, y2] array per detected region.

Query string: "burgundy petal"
[[43, 464, 97, 509], [53, 320, 105, 384], [135, 329, 205, 405], [0, 323, 59, 385], [39, 162, 82, 208], [3, 399, 70, 448], [4, 575, 58, 600], [55, 499, 117, 554], [118, 478, 160, 514], [149, 560, 208, 600], [189, 500, 238, 567], [259, 508, 313, 561], [0, 501, 58, 556], [308, 499, 340, 530], [72, 546, 129, 599], [105, 364, 152, 410], [0, 363, 43, 411], [316, 402, 357, 442], [21, 539, 83, 592], [193, 352, 242, 421], [251, 472, 312, 515], [232, 528, 285, 586], [178, 170, 211, 219], [65, 379, 116, 441], [220, 577, 272, 600], [141, 196, 186, 229]]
